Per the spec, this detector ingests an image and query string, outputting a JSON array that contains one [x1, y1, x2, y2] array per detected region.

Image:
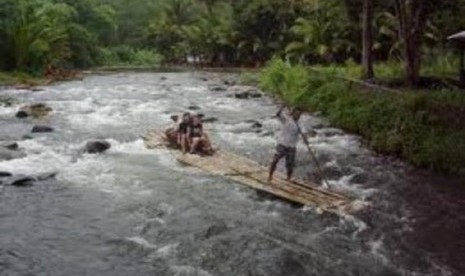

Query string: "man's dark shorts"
[[273, 144, 296, 170]]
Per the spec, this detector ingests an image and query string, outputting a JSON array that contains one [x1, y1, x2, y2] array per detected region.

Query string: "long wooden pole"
[[295, 121, 332, 190]]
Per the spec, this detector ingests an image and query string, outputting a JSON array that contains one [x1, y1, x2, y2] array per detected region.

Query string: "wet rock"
[[32, 125, 54, 133], [259, 131, 274, 137], [160, 76, 167, 81], [209, 85, 227, 92], [8, 176, 36, 187], [234, 91, 263, 99], [170, 115, 179, 122], [350, 173, 368, 184], [202, 117, 218, 123], [323, 166, 344, 179], [0, 148, 26, 161], [306, 129, 318, 138], [0, 142, 18, 151], [0, 171, 12, 177], [22, 135, 33, 140], [0, 96, 15, 107], [249, 92, 263, 98], [200, 77, 209, 82], [223, 80, 236, 86], [85, 140, 111, 154], [232, 86, 263, 99], [36, 172, 58, 181], [251, 121, 263, 129], [15, 110, 29, 118], [17, 103, 53, 119], [234, 91, 250, 99], [320, 128, 344, 137], [203, 222, 228, 239], [188, 105, 201, 111]]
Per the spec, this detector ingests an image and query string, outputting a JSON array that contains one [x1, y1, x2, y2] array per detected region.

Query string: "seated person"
[[177, 112, 191, 153], [165, 114, 180, 147], [188, 114, 213, 155]]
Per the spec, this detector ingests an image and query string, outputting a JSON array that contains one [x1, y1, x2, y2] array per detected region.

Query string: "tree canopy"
[[0, 0, 464, 84]]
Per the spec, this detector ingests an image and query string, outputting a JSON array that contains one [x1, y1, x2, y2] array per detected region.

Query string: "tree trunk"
[[361, 0, 374, 79], [394, 0, 428, 87]]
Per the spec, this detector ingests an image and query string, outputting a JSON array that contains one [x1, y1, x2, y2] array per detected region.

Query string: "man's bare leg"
[[268, 158, 279, 183], [286, 168, 293, 181]]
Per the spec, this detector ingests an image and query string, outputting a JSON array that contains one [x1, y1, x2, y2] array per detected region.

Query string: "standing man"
[[268, 106, 304, 183]]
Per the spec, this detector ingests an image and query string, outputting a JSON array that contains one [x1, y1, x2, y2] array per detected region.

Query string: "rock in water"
[[0, 148, 26, 161], [36, 172, 58, 181], [17, 103, 53, 119], [32, 125, 54, 133], [0, 142, 19, 150], [188, 105, 201, 111], [15, 110, 29, 118], [0, 171, 12, 177], [234, 91, 250, 99], [251, 121, 263, 129], [209, 85, 227, 92], [202, 117, 218, 123], [8, 176, 36, 187], [85, 140, 111, 154]]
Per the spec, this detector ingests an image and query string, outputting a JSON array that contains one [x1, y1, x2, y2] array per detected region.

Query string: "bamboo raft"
[[142, 129, 364, 215]]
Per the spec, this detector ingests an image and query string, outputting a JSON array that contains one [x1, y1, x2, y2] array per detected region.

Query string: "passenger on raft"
[[177, 112, 191, 154], [268, 106, 305, 183], [188, 114, 213, 155]]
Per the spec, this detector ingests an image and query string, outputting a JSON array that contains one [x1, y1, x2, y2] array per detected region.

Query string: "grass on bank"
[[0, 71, 44, 86], [259, 58, 465, 175]]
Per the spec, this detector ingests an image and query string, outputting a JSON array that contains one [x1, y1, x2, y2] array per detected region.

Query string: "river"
[[0, 72, 463, 276]]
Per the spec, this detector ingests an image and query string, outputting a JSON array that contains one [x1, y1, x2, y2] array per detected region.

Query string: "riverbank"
[[259, 59, 465, 176], [0, 72, 46, 87], [0, 70, 85, 90]]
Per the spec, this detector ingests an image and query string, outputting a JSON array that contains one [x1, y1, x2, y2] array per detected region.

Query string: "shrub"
[[97, 46, 163, 67], [260, 58, 465, 174]]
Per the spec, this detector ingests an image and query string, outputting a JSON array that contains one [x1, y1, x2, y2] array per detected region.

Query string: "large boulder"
[[0, 147, 26, 161], [84, 140, 111, 154], [32, 125, 54, 133]]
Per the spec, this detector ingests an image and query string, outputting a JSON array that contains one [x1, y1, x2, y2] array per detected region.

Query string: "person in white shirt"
[[268, 106, 305, 183]]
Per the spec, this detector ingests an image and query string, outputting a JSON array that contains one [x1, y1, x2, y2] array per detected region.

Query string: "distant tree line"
[[0, 0, 464, 84]]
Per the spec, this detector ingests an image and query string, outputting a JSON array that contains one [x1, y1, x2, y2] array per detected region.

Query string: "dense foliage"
[[1, 0, 464, 78], [260, 59, 465, 174]]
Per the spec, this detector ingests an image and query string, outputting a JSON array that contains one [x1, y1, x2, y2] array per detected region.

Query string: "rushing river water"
[[0, 72, 464, 276]]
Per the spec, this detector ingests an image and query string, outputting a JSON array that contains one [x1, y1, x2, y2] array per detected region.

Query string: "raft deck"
[[143, 129, 362, 215]]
